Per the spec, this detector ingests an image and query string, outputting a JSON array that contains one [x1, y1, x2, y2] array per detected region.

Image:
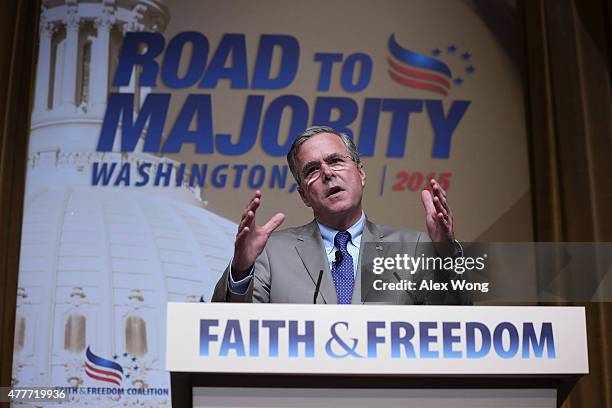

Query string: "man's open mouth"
[[327, 186, 344, 197]]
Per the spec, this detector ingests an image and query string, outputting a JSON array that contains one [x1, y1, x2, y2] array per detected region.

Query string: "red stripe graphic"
[[84, 362, 122, 382], [388, 70, 448, 96], [387, 57, 451, 88], [85, 369, 122, 386]]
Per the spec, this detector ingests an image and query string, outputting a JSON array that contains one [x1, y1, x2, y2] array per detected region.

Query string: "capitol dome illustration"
[[12, 1, 235, 406]]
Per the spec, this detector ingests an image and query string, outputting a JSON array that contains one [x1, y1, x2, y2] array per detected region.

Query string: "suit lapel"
[[357, 220, 387, 303], [295, 221, 337, 304]]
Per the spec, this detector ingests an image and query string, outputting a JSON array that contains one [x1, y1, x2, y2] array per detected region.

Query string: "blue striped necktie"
[[331, 231, 354, 304]]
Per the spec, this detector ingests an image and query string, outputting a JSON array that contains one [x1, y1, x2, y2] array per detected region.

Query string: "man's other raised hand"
[[421, 179, 455, 244], [232, 190, 285, 279]]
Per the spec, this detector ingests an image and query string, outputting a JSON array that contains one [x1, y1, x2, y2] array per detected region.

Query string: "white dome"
[[14, 185, 234, 395], [13, 1, 235, 406]]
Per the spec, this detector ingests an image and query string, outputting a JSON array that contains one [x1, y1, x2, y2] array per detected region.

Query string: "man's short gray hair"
[[287, 126, 362, 185]]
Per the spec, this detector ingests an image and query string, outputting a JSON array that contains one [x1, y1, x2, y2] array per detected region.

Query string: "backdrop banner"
[[13, 0, 529, 406]]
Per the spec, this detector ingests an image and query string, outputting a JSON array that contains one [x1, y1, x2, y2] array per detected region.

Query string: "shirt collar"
[[316, 211, 365, 254]]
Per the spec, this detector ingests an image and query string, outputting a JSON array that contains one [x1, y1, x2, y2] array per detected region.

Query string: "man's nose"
[[321, 162, 335, 181]]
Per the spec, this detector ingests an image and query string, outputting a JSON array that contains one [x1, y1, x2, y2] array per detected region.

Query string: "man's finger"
[[432, 185, 448, 203], [243, 190, 262, 213], [440, 195, 451, 214], [245, 196, 260, 214], [235, 226, 250, 246], [433, 186, 451, 213], [431, 181, 454, 224], [430, 179, 447, 199], [437, 213, 450, 231], [238, 209, 253, 229], [243, 190, 260, 210], [263, 212, 286, 234], [242, 198, 254, 219], [433, 196, 448, 218], [238, 210, 254, 233], [242, 198, 260, 221], [436, 193, 453, 224], [421, 189, 436, 216]]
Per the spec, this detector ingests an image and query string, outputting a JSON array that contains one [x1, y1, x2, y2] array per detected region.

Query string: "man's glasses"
[[301, 154, 355, 184]]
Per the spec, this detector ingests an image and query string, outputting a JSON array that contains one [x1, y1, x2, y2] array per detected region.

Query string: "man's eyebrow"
[[324, 152, 344, 161], [301, 160, 320, 172], [301, 152, 347, 173]]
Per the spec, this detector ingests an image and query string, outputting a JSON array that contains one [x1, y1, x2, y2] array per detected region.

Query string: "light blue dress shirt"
[[316, 212, 365, 278], [228, 212, 366, 294]]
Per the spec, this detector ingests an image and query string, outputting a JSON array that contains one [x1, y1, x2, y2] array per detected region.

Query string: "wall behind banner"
[[12, 0, 531, 407], [160, 0, 533, 241]]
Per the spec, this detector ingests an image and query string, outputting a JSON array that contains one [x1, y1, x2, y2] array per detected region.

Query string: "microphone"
[[313, 270, 324, 304], [334, 250, 343, 264]]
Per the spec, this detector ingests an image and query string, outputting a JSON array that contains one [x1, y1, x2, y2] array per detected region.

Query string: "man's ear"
[[297, 185, 312, 207], [358, 163, 366, 188]]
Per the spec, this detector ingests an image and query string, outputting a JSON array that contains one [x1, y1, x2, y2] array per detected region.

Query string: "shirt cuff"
[[453, 239, 464, 258], [228, 260, 254, 295]]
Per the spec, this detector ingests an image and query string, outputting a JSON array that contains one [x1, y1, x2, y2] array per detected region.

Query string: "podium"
[[166, 303, 588, 407]]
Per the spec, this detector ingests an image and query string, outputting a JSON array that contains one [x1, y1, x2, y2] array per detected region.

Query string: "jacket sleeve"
[[413, 232, 472, 305], [210, 246, 272, 303]]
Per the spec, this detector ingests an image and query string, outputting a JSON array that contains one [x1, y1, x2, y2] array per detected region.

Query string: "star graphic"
[[131, 357, 137, 362], [431, 48, 442, 57], [454, 77, 464, 86], [466, 65, 476, 74], [447, 45, 457, 54], [134, 366, 139, 370], [113, 355, 118, 359], [123, 352, 128, 357], [126, 374, 130, 378], [461, 52, 471, 60]]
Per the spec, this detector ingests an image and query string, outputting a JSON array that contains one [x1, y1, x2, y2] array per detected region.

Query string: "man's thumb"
[[264, 212, 285, 234]]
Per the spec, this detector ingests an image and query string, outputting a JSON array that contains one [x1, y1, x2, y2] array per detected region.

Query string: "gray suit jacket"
[[212, 219, 460, 304]]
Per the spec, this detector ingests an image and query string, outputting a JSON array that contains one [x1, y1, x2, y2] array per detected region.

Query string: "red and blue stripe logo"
[[388, 34, 469, 97], [84, 346, 124, 386]]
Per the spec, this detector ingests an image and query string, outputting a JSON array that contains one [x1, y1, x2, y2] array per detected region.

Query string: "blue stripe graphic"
[[388, 34, 452, 78], [86, 347, 124, 373]]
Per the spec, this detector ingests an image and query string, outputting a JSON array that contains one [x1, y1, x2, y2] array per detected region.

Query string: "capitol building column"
[[33, 9, 54, 115], [59, 0, 80, 112], [90, 1, 115, 117]]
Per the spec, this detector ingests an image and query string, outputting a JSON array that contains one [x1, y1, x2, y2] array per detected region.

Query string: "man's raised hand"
[[231, 190, 285, 279], [421, 179, 455, 244]]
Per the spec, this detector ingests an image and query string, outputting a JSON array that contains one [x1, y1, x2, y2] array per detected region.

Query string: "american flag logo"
[[387, 34, 476, 97], [84, 346, 124, 386]]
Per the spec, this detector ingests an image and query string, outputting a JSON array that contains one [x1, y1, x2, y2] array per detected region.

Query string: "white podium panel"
[[166, 303, 588, 375], [193, 388, 556, 408]]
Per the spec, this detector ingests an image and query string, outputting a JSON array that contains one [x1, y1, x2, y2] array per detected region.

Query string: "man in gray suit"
[[212, 126, 461, 304]]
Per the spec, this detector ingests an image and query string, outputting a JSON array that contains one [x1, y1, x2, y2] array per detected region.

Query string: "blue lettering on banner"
[[162, 32, 209, 88], [252, 35, 300, 89], [326, 322, 363, 359], [98, 31, 471, 167], [91, 161, 297, 190], [390, 321, 416, 358], [198, 319, 556, 360], [219, 320, 246, 357], [419, 321, 438, 358], [442, 321, 462, 359], [96, 93, 468, 159], [199, 319, 315, 358]]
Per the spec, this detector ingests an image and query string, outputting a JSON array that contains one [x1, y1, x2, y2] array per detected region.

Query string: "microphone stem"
[[313, 269, 324, 304]]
